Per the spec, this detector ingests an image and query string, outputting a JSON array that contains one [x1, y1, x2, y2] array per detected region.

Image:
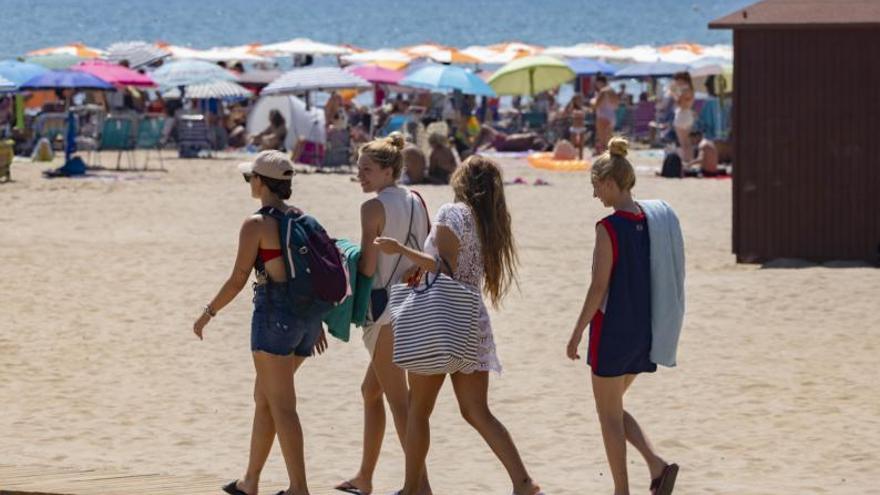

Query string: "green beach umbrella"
[[487, 55, 575, 96], [25, 53, 86, 70]]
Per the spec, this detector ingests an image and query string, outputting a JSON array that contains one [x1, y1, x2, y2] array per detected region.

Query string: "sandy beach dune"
[[1, 152, 878, 494]]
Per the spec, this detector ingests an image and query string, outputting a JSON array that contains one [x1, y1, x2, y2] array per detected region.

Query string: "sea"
[[0, 0, 752, 60]]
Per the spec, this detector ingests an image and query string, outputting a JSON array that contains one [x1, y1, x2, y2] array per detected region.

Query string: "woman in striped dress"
[[566, 137, 677, 495], [375, 155, 542, 495]]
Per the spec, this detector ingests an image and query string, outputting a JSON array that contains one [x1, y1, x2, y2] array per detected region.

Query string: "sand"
[[1, 151, 878, 495]]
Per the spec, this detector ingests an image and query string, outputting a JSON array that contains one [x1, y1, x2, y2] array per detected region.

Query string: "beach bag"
[[258, 207, 348, 318], [661, 152, 682, 178], [389, 258, 480, 375]]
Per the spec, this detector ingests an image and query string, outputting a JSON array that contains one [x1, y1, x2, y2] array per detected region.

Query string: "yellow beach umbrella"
[[487, 55, 575, 96]]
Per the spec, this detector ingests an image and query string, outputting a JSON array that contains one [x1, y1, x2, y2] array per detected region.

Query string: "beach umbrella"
[[402, 44, 480, 64], [688, 56, 733, 77], [106, 41, 170, 69], [72, 60, 155, 87], [400, 64, 495, 96], [460, 44, 539, 64], [0, 75, 16, 92], [614, 45, 662, 63], [346, 65, 404, 85], [615, 61, 689, 78], [25, 53, 86, 70], [543, 43, 625, 60], [262, 67, 371, 95], [0, 60, 48, 85], [164, 80, 253, 99], [487, 55, 575, 96], [155, 42, 208, 60], [151, 59, 236, 87], [567, 58, 618, 76], [259, 38, 352, 56], [19, 70, 114, 91], [27, 42, 105, 59], [341, 49, 413, 66], [195, 45, 270, 63], [236, 69, 285, 87]]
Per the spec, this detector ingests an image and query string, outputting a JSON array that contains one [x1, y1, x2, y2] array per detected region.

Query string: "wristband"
[[204, 305, 217, 318]]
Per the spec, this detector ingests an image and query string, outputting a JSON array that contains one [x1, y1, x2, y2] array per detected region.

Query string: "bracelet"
[[204, 305, 216, 318]]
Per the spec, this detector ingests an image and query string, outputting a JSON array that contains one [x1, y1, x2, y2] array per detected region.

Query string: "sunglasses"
[[243, 173, 253, 183]]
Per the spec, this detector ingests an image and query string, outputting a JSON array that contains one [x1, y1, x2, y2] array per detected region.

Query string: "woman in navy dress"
[[566, 137, 678, 495]]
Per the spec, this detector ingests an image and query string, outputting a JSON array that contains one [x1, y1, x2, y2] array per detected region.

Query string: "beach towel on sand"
[[638, 199, 685, 367], [322, 239, 373, 342]]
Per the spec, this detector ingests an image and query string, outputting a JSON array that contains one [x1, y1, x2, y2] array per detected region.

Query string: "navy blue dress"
[[588, 210, 657, 377]]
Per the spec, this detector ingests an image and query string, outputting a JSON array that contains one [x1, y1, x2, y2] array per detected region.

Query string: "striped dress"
[[588, 209, 657, 377]]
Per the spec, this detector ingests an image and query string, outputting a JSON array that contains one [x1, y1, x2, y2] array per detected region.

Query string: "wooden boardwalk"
[[0, 465, 337, 495]]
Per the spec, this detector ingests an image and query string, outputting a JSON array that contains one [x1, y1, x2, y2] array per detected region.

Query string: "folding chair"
[[135, 116, 166, 170]]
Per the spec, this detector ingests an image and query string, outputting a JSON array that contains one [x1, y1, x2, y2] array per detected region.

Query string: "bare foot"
[[513, 479, 542, 495]]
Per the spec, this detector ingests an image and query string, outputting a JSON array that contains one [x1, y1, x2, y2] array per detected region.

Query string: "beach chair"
[[0, 139, 14, 182], [321, 127, 352, 169], [521, 111, 548, 131], [631, 101, 656, 142], [177, 114, 212, 158], [96, 116, 136, 169], [135, 116, 166, 170], [32, 112, 68, 151]]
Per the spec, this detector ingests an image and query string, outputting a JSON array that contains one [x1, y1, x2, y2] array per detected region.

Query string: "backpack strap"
[[410, 189, 431, 232]]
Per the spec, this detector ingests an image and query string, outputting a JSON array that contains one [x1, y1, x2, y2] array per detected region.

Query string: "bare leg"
[[372, 325, 432, 493], [592, 373, 629, 495], [254, 352, 309, 495], [595, 118, 612, 155], [675, 126, 693, 166], [573, 131, 584, 160], [338, 367, 384, 494], [239, 357, 306, 495], [621, 375, 668, 480], [400, 373, 445, 495], [450, 372, 540, 495]]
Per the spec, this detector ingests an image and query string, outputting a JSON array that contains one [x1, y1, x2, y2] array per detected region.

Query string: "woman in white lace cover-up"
[[375, 156, 543, 495]]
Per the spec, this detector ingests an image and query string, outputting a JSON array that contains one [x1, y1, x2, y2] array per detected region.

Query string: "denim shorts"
[[251, 282, 322, 357]]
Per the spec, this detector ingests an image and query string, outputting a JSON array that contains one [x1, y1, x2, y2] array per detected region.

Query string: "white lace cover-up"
[[425, 202, 502, 373]]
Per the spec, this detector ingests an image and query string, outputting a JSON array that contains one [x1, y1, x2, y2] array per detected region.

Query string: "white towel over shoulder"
[[638, 199, 685, 367]]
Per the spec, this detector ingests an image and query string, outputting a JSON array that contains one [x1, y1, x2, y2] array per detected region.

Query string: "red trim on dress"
[[599, 219, 619, 266], [589, 310, 605, 371], [614, 209, 646, 221]]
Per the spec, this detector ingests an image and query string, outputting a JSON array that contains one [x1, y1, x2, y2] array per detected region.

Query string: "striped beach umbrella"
[[262, 67, 371, 95], [151, 59, 236, 87], [164, 80, 253, 99], [106, 41, 170, 69]]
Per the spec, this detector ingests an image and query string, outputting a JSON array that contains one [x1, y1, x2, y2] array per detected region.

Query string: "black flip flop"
[[222, 480, 250, 495], [650, 463, 679, 495], [335, 481, 369, 495]]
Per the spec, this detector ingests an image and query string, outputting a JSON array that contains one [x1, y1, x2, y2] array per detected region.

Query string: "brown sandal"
[[650, 463, 679, 495]]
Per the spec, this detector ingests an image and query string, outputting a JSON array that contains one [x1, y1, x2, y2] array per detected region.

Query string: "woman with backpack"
[[374, 155, 543, 495], [335, 132, 432, 495], [193, 150, 329, 495]]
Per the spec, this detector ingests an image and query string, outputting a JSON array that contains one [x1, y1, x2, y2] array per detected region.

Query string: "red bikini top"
[[258, 248, 282, 263]]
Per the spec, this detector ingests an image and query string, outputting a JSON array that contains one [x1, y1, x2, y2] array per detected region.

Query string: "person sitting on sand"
[[425, 132, 458, 184], [193, 150, 329, 495], [250, 109, 287, 151], [685, 130, 722, 177], [566, 137, 678, 495], [471, 124, 546, 153], [401, 137, 427, 185]]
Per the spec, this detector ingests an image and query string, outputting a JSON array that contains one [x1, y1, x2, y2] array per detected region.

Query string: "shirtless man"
[[687, 130, 721, 176]]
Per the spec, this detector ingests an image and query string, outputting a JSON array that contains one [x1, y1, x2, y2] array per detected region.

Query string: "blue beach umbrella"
[[0, 60, 49, 85], [400, 64, 495, 96], [567, 58, 618, 76], [615, 62, 689, 78], [0, 75, 16, 92], [20, 70, 114, 90]]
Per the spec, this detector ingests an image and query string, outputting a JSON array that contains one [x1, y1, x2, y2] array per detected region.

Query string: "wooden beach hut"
[[710, 0, 880, 264]]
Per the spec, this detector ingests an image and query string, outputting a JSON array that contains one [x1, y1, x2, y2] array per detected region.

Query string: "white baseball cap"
[[237, 150, 294, 180]]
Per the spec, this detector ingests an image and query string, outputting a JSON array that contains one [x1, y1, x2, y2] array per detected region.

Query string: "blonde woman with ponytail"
[[336, 132, 432, 495], [375, 155, 543, 495], [566, 137, 678, 495]]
